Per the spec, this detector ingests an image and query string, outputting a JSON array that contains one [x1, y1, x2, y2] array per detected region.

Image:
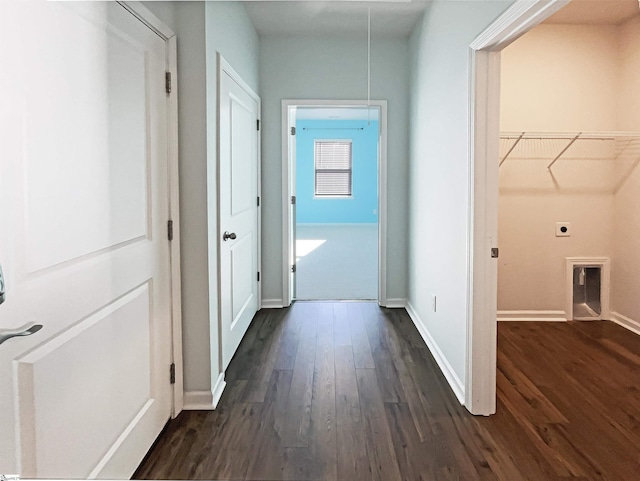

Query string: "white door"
[[219, 57, 260, 371], [0, 1, 172, 478]]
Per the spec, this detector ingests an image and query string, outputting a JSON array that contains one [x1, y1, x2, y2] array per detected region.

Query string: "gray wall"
[[144, 1, 259, 395], [204, 0, 260, 389], [259, 35, 410, 304], [408, 1, 513, 395]]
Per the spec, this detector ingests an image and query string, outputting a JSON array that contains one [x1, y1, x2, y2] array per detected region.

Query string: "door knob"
[[223, 231, 237, 241], [0, 324, 43, 347]]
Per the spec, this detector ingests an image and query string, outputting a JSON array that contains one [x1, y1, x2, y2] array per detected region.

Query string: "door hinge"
[[291, 196, 296, 205], [170, 363, 176, 384], [290, 126, 296, 136], [165, 72, 172, 94], [257, 196, 260, 207], [257, 271, 261, 282], [257, 119, 260, 131], [168, 220, 174, 241], [291, 264, 296, 273], [491, 247, 499, 258]]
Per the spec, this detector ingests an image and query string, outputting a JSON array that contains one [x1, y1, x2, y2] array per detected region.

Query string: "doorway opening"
[[282, 100, 388, 305]]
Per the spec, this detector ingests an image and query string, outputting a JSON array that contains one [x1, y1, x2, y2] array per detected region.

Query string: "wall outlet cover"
[[430, 293, 437, 312], [556, 222, 571, 237]]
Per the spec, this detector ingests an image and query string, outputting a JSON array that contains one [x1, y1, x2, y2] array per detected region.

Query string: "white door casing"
[[218, 55, 261, 371], [0, 1, 174, 477], [466, 0, 570, 415], [281, 100, 388, 307]]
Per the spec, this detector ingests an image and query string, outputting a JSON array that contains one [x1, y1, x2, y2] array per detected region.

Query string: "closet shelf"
[[499, 131, 640, 169]]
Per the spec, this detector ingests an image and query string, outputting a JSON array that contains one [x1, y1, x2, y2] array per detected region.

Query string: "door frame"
[[466, 0, 570, 415], [119, 1, 184, 416], [217, 54, 262, 368], [281, 99, 388, 306]]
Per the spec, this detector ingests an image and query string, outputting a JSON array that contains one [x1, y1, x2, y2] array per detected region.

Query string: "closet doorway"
[[282, 100, 388, 304], [468, 0, 640, 415]]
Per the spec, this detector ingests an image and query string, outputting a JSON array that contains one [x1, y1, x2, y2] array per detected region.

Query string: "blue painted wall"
[[296, 119, 379, 224]]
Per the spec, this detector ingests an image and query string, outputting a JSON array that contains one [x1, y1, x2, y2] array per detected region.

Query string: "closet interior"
[[497, 10, 640, 332]]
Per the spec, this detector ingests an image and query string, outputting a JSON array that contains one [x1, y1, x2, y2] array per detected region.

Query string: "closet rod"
[[547, 133, 581, 169], [499, 131, 524, 167]]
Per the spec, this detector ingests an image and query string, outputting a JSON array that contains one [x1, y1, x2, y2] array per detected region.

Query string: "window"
[[314, 140, 352, 196]]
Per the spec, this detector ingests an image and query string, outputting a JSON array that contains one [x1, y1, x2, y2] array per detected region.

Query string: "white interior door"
[[0, 1, 172, 478], [219, 58, 260, 371]]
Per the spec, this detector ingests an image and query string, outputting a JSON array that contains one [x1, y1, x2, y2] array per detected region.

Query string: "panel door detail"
[[0, 1, 173, 478], [219, 60, 260, 371]]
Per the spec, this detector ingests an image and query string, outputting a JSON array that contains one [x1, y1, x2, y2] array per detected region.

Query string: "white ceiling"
[[243, 1, 429, 37], [296, 107, 380, 121], [545, 0, 639, 25], [240, 0, 640, 38]]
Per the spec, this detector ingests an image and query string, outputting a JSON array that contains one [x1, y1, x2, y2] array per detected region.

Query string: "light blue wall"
[[296, 120, 378, 224]]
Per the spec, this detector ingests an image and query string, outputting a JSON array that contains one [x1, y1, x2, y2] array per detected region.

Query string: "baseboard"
[[384, 298, 407, 308], [261, 299, 284, 309], [183, 373, 226, 410], [497, 310, 567, 322], [211, 372, 226, 408], [405, 301, 465, 405], [610, 311, 640, 336]]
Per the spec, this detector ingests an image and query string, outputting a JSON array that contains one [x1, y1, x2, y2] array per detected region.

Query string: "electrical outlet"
[[373, 209, 377, 215], [431, 293, 437, 312], [556, 222, 571, 237]]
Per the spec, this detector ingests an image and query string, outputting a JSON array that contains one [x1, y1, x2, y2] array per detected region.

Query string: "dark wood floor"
[[134, 302, 640, 481]]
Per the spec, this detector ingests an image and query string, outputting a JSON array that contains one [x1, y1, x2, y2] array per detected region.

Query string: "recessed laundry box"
[[566, 257, 610, 321]]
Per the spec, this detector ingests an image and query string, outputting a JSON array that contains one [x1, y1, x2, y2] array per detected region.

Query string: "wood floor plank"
[[281, 302, 319, 447], [308, 303, 337, 481], [275, 302, 304, 370], [356, 368, 402, 481], [333, 302, 352, 347], [363, 303, 406, 403], [245, 370, 292, 480], [242, 309, 288, 402], [348, 302, 375, 369], [136, 306, 640, 481], [335, 345, 370, 481]]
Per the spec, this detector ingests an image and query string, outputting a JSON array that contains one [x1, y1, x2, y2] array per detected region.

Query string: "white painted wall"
[[407, 1, 513, 395], [501, 25, 620, 132], [498, 25, 619, 313], [259, 35, 410, 304], [143, 2, 259, 395], [612, 16, 640, 327]]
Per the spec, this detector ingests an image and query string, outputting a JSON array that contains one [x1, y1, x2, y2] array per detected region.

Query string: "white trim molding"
[[183, 391, 215, 410], [498, 310, 566, 322], [281, 99, 388, 307], [261, 299, 285, 309], [384, 298, 407, 309], [183, 373, 227, 410], [610, 312, 640, 336], [406, 302, 465, 404], [120, 0, 183, 419], [466, 0, 570, 416]]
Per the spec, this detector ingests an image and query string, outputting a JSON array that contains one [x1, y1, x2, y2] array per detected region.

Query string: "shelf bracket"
[[499, 132, 525, 167], [547, 132, 581, 169]]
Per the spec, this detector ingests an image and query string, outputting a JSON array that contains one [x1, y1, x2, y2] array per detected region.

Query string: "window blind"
[[314, 141, 352, 196]]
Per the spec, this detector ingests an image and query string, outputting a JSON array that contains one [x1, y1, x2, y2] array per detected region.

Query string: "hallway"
[[135, 302, 640, 481]]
